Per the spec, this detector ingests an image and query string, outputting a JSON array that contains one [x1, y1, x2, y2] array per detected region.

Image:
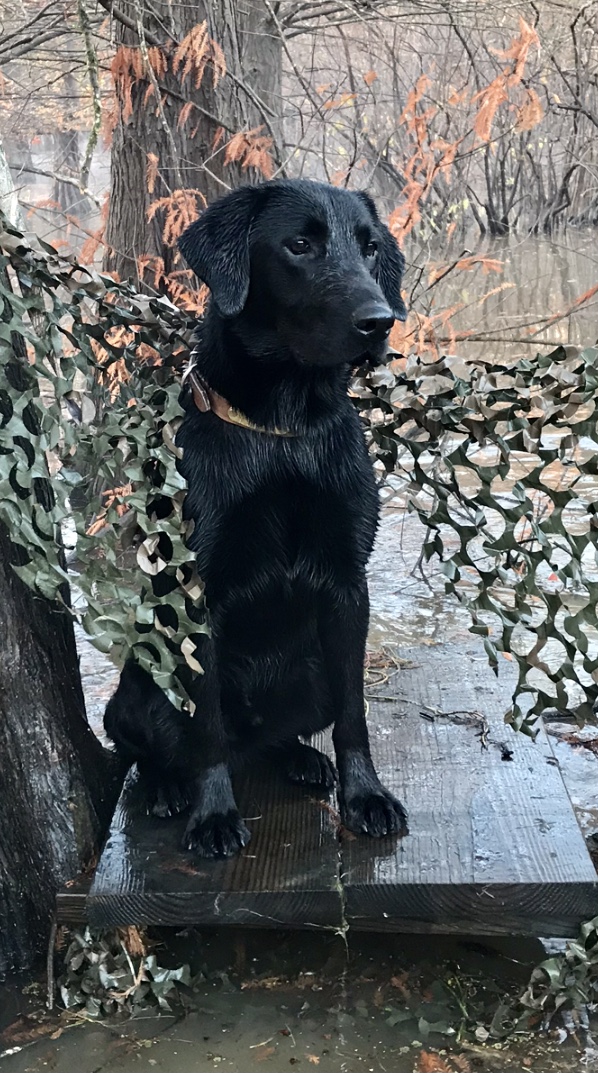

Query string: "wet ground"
[[2, 504, 598, 1072], [1, 928, 594, 1072]]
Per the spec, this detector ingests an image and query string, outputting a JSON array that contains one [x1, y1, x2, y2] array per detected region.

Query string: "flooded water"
[[0, 930, 591, 1073], [410, 229, 598, 364]]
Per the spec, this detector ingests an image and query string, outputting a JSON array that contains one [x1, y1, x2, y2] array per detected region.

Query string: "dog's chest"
[[182, 422, 378, 595]]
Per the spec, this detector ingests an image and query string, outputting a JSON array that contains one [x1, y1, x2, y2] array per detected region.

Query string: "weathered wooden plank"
[[85, 763, 343, 930], [61, 639, 597, 936], [342, 643, 598, 936]]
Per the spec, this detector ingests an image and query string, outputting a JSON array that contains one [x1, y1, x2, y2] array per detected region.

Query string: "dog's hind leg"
[[104, 660, 193, 817]]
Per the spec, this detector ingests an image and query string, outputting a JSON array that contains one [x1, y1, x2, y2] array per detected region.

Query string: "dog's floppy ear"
[[178, 186, 259, 317], [356, 191, 407, 322]]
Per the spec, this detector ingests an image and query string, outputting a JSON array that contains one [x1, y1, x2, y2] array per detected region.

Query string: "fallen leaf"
[[256, 1045, 275, 1060], [391, 972, 411, 999], [120, 925, 146, 957], [416, 1052, 451, 1073], [306, 1057, 320, 1065], [451, 1058, 472, 1072], [0, 1019, 59, 1046]]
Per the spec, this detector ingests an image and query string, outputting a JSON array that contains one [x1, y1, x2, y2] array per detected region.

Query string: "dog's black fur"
[[104, 179, 409, 858]]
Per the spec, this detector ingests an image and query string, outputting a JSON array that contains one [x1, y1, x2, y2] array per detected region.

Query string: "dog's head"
[[179, 179, 407, 366]]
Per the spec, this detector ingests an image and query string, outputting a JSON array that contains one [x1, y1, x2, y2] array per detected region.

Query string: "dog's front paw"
[[342, 789, 408, 838], [182, 810, 251, 858]]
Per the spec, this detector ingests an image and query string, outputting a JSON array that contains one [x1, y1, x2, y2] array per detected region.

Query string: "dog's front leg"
[[182, 635, 250, 858], [319, 581, 408, 838]]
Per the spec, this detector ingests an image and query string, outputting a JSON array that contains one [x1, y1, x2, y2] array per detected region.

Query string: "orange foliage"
[[388, 75, 462, 245], [137, 255, 166, 289], [516, 87, 544, 132], [146, 152, 159, 195], [212, 126, 225, 151], [173, 22, 226, 89], [363, 69, 377, 86], [147, 46, 167, 79], [167, 277, 209, 315], [472, 75, 509, 142], [111, 46, 144, 123], [147, 189, 207, 246], [492, 15, 540, 82], [27, 198, 62, 216], [104, 325, 135, 347], [385, 18, 542, 283], [473, 17, 541, 142], [330, 169, 349, 186], [177, 101, 194, 130], [416, 1053, 452, 1073], [223, 126, 274, 179], [447, 86, 469, 108], [323, 92, 357, 110]]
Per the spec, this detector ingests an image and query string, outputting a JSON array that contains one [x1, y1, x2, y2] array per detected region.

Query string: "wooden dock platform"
[[58, 642, 598, 937]]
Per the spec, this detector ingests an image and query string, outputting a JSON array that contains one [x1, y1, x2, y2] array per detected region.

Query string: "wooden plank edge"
[[86, 889, 344, 930], [344, 879, 598, 937]]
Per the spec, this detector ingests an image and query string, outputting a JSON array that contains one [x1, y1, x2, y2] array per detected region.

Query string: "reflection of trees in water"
[[416, 231, 598, 363]]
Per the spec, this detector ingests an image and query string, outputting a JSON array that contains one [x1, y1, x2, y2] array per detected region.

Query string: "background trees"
[[2, 1, 597, 348]]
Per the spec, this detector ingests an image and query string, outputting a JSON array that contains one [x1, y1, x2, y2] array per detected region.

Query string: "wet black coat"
[[104, 179, 409, 857]]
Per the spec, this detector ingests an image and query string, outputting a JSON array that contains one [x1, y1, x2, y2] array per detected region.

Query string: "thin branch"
[[8, 164, 101, 209], [0, 27, 74, 66], [77, 0, 102, 192], [95, 0, 162, 47]]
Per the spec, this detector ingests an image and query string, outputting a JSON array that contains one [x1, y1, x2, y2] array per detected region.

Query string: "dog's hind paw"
[[342, 789, 408, 839], [286, 742, 337, 789], [142, 776, 192, 818], [182, 810, 251, 858]]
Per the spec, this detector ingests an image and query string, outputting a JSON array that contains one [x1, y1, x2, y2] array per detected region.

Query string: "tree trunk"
[[53, 130, 83, 212], [0, 527, 120, 976], [104, 0, 283, 287]]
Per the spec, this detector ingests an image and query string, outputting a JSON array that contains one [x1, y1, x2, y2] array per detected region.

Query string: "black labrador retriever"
[[104, 179, 409, 858]]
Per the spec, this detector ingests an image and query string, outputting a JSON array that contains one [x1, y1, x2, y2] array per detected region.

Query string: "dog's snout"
[[352, 302, 395, 340]]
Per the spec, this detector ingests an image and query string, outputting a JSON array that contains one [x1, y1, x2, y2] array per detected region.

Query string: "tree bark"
[[0, 527, 120, 976], [104, 0, 283, 286]]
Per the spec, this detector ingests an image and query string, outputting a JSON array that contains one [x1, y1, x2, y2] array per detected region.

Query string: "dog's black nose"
[[352, 303, 395, 339]]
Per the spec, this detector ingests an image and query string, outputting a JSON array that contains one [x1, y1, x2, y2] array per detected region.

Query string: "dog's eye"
[[365, 241, 378, 258], [285, 238, 311, 256]]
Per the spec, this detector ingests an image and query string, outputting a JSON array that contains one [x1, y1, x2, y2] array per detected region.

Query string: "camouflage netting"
[[1, 214, 598, 733], [0, 216, 205, 710], [355, 347, 598, 733]]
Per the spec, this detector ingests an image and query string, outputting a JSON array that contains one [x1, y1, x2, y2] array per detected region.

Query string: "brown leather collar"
[[185, 367, 295, 437]]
